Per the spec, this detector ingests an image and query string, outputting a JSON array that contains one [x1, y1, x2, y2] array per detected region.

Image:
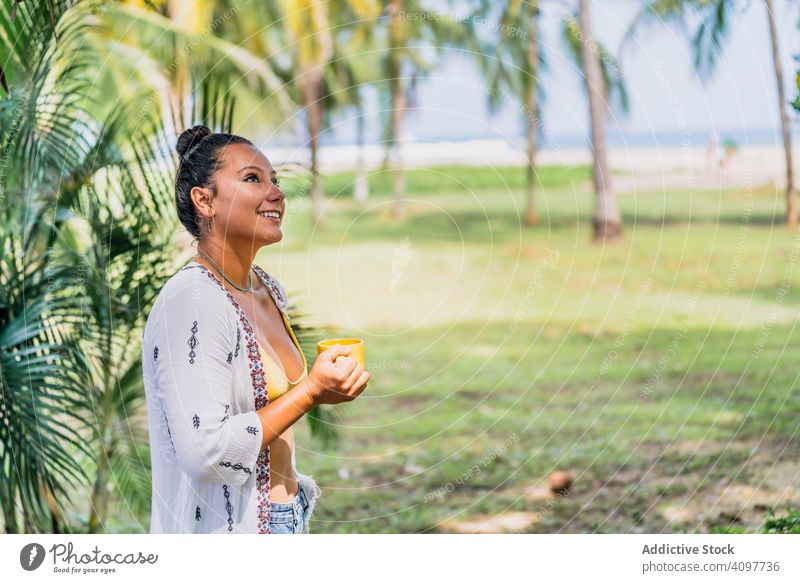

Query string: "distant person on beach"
[[706, 131, 719, 176]]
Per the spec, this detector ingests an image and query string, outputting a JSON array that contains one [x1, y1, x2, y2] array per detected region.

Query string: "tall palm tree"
[[763, 0, 796, 226], [629, 0, 797, 226], [383, 0, 470, 220], [578, 0, 621, 241], [472, 0, 544, 226], [520, 1, 542, 227], [245, 0, 380, 224], [353, 99, 371, 202], [278, 0, 333, 224], [386, 0, 408, 220], [327, 20, 384, 204], [565, 4, 628, 241]]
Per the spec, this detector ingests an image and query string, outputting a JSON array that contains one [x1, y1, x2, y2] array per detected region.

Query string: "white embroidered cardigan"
[[142, 260, 321, 533]]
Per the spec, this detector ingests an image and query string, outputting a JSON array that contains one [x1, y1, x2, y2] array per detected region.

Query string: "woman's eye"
[[272, 177, 281, 186], [245, 174, 259, 183]]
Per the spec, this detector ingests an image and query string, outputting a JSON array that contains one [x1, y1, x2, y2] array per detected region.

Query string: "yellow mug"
[[316, 337, 365, 368]]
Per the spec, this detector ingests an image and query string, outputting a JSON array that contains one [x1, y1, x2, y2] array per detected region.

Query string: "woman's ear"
[[190, 185, 214, 219]]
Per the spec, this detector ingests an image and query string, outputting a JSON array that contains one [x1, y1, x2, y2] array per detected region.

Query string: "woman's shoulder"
[[146, 264, 235, 329], [159, 263, 225, 301]]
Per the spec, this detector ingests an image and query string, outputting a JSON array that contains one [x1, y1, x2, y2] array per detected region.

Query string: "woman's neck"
[[195, 239, 256, 290]]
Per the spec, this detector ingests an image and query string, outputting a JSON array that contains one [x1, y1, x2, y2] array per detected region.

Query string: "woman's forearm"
[[255, 377, 318, 451]]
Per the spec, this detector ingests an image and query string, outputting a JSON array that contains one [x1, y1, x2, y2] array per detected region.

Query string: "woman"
[[141, 125, 370, 534]]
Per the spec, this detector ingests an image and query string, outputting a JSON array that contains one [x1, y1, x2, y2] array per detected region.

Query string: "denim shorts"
[[269, 483, 309, 534]]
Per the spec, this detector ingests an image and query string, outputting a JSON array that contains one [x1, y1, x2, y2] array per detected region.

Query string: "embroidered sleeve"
[[147, 269, 262, 487]]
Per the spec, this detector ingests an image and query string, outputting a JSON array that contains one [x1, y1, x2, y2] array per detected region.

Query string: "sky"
[[317, 0, 800, 148]]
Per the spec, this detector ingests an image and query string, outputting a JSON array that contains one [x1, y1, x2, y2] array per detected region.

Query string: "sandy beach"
[[263, 140, 800, 193]]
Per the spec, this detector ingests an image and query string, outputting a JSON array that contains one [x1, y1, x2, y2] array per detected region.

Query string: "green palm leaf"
[[0, 215, 93, 532]]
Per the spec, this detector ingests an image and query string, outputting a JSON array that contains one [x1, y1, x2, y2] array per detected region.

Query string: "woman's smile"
[[257, 209, 282, 223]]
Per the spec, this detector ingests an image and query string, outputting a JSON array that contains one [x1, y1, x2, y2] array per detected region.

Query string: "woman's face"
[[203, 142, 286, 249]]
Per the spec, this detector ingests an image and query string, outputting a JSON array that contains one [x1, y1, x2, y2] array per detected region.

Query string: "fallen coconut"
[[548, 471, 573, 495]]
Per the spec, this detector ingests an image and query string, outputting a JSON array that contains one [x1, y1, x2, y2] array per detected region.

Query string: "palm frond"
[[561, 13, 629, 115], [0, 215, 93, 531], [692, 0, 729, 79], [97, 2, 293, 120]]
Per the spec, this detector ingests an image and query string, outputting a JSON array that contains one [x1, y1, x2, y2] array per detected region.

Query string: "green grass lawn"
[[256, 165, 800, 533], [100, 165, 798, 534]]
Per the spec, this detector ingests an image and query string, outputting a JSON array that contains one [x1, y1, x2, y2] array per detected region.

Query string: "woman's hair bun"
[[176, 124, 212, 159]]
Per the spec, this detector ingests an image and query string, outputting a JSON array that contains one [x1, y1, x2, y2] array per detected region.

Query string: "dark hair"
[[174, 125, 253, 238]]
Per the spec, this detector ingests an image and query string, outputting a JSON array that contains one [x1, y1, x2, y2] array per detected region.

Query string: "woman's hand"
[[303, 344, 370, 406]]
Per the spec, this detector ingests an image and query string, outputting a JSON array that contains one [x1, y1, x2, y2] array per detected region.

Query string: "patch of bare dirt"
[[654, 441, 800, 530], [438, 511, 539, 533]]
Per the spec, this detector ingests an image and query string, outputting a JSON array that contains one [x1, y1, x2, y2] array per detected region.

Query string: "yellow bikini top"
[[257, 313, 308, 401]]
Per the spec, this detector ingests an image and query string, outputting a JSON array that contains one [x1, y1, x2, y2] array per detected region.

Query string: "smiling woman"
[[141, 125, 370, 534]]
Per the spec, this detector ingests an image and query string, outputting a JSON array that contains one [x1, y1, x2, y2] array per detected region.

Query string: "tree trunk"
[[354, 102, 369, 203], [578, 0, 622, 241], [389, 0, 407, 221], [302, 71, 325, 224], [390, 78, 407, 221], [764, 0, 797, 227], [525, 6, 539, 227], [88, 441, 111, 533]]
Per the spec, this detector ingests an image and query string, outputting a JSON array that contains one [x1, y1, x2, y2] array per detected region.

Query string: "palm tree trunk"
[[302, 72, 325, 224], [525, 6, 539, 227], [390, 77, 407, 221], [389, 0, 406, 221], [88, 440, 111, 533], [354, 101, 369, 203], [578, 0, 622, 241], [764, 0, 797, 227]]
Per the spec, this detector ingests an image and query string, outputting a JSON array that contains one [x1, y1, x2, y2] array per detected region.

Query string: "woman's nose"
[[268, 183, 284, 202]]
